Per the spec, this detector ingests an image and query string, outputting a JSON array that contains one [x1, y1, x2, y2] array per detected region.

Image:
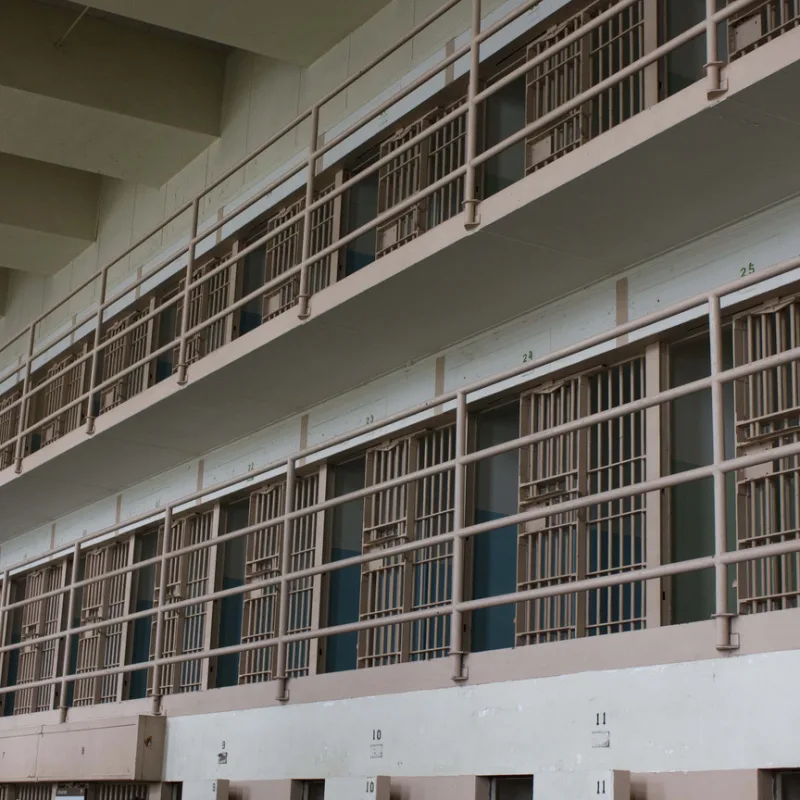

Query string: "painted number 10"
[[372, 729, 382, 741], [365, 780, 376, 794]]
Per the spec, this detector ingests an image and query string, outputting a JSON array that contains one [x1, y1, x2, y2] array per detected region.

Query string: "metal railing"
[[0, 0, 789, 473], [1, 249, 800, 714]]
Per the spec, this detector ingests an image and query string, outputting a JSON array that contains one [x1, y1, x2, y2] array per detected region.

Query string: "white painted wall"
[[2, 187, 800, 570], [162, 649, 800, 780]]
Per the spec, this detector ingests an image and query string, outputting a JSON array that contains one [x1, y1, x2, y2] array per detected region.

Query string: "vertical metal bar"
[[13, 324, 37, 473], [463, 0, 482, 229], [176, 199, 201, 386], [58, 542, 81, 722], [709, 295, 736, 650], [450, 391, 468, 680], [0, 570, 9, 715], [150, 506, 172, 713], [275, 458, 296, 701], [85, 268, 110, 435], [705, 0, 724, 96], [298, 106, 320, 320]]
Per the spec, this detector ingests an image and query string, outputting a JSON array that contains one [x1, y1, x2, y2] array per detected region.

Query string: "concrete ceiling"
[[79, 0, 391, 64]]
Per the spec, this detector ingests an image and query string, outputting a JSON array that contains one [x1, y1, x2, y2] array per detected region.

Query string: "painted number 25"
[[740, 262, 755, 277]]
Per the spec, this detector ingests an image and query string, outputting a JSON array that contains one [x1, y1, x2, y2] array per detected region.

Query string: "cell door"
[[98, 305, 155, 414], [0, 390, 20, 470], [359, 425, 455, 667], [74, 539, 134, 706], [34, 345, 89, 449], [733, 298, 800, 614], [239, 472, 323, 683], [149, 511, 214, 695], [517, 357, 649, 644], [14, 563, 69, 715]]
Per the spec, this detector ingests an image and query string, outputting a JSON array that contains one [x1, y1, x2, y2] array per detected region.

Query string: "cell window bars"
[[525, 0, 651, 173], [14, 786, 54, 800], [148, 511, 214, 695], [98, 305, 155, 415], [358, 425, 455, 668], [254, 181, 341, 322], [517, 358, 647, 645], [376, 100, 467, 259], [0, 389, 20, 470], [73, 539, 134, 706], [734, 298, 800, 614], [31, 346, 89, 450], [93, 784, 149, 800], [239, 472, 322, 684], [13, 563, 69, 715], [729, 0, 800, 60]]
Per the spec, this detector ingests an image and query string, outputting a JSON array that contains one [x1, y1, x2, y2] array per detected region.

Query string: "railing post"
[[298, 106, 320, 320], [150, 505, 172, 714], [176, 198, 201, 386], [13, 324, 36, 474], [708, 295, 737, 652], [463, 0, 482, 230], [85, 268, 109, 435], [58, 541, 82, 722], [0, 570, 10, 716], [275, 458, 296, 701], [450, 391, 468, 681], [705, 0, 726, 98]]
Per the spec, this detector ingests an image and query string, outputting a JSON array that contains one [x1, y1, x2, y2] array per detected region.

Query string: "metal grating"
[[14, 786, 54, 800], [257, 183, 340, 322], [74, 540, 133, 706], [734, 299, 800, 613], [376, 102, 466, 259], [0, 389, 20, 470], [729, 0, 800, 60], [32, 346, 88, 449], [13, 564, 68, 715], [239, 473, 320, 683], [359, 426, 455, 668], [517, 358, 647, 644], [94, 785, 149, 800], [98, 306, 154, 414], [525, 0, 647, 173], [149, 511, 214, 694]]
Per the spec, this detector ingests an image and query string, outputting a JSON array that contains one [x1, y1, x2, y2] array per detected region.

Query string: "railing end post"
[[451, 650, 468, 683], [463, 199, 481, 230], [713, 612, 739, 652], [176, 364, 188, 386]]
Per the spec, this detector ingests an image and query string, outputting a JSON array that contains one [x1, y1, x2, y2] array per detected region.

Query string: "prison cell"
[[5, 786, 55, 800], [149, 511, 214, 694], [93, 785, 149, 800], [517, 358, 647, 644], [0, 389, 20, 470], [98, 305, 155, 415], [525, 0, 650, 173], [728, 0, 800, 59], [31, 346, 89, 450], [73, 539, 134, 706], [359, 425, 456, 668], [13, 563, 68, 715], [241, 181, 341, 325], [239, 472, 321, 683], [734, 298, 800, 614]]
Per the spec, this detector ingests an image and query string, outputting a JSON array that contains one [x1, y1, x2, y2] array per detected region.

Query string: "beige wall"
[[0, 0, 508, 369]]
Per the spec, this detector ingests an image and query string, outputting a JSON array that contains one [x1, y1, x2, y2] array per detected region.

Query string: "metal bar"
[[176, 198, 201, 386], [150, 506, 171, 713], [274, 459, 295, 700], [13, 325, 36, 473], [449, 392, 467, 679], [58, 542, 81, 720], [463, 0, 482, 228], [706, 0, 723, 95], [298, 108, 320, 320], [85, 268, 110, 434], [709, 295, 735, 650]]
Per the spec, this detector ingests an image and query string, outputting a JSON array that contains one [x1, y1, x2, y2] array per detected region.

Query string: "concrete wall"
[[159, 650, 798, 782]]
